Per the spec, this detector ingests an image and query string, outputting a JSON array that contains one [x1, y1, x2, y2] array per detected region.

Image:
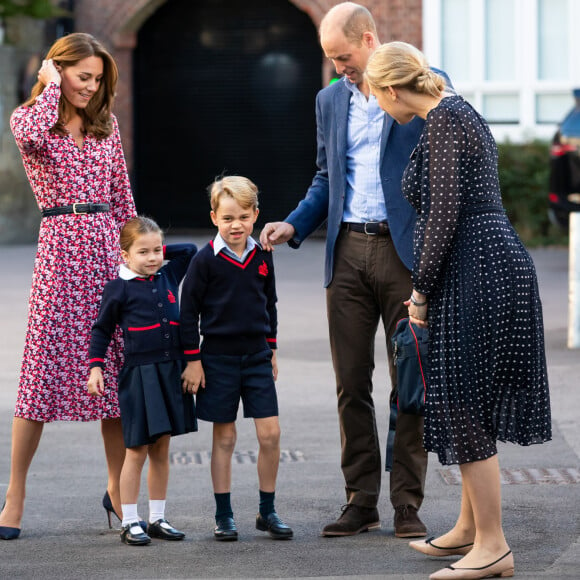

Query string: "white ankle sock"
[[121, 504, 140, 528], [149, 499, 166, 523]]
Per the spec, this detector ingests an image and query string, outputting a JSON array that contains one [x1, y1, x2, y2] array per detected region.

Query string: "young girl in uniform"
[[88, 216, 197, 546]]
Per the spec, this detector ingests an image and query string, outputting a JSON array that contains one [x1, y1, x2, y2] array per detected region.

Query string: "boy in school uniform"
[[180, 175, 292, 541]]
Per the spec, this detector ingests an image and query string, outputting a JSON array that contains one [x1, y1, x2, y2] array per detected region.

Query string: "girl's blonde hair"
[[208, 175, 259, 212], [120, 216, 163, 253], [23, 32, 118, 139], [365, 41, 445, 98]]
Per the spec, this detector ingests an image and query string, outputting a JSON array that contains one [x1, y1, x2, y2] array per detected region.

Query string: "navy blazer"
[[286, 71, 450, 287]]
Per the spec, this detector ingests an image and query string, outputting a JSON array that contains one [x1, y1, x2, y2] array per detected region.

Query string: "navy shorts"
[[196, 348, 278, 423]]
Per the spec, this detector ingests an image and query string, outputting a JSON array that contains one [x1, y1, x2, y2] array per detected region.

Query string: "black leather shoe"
[[120, 523, 151, 546], [147, 518, 185, 541], [0, 526, 21, 540], [322, 504, 380, 537], [394, 505, 427, 538], [102, 492, 146, 531], [214, 517, 238, 541], [256, 512, 293, 540]]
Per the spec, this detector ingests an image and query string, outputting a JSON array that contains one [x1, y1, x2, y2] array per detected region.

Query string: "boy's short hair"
[[208, 175, 259, 212]]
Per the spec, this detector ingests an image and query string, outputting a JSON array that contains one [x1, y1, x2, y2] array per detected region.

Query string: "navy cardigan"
[[89, 243, 197, 369]]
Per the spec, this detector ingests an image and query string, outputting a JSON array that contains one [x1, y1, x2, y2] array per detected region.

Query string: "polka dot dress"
[[402, 95, 551, 465]]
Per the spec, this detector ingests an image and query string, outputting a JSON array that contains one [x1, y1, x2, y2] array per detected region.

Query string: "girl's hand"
[[271, 349, 278, 381], [87, 367, 105, 397], [38, 58, 62, 87], [181, 361, 205, 394]]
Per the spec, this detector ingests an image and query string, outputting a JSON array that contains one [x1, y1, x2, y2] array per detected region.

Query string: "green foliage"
[[0, 0, 67, 20], [497, 140, 568, 247]]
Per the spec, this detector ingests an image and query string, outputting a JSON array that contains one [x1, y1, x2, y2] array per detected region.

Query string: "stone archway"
[[74, 0, 422, 176], [131, 0, 323, 228], [75, 0, 329, 175]]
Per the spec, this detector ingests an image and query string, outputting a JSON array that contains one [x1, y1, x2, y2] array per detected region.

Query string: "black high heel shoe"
[[0, 502, 21, 540], [102, 492, 147, 531], [102, 491, 121, 529]]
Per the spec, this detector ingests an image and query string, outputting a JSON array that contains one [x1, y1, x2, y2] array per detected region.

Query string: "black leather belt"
[[41, 203, 110, 217], [342, 221, 389, 235]]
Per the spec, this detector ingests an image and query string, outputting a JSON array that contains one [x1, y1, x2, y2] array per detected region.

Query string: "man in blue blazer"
[[261, 2, 443, 538]]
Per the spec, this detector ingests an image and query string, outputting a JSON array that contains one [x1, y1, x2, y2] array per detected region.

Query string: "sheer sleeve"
[[412, 105, 466, 295]]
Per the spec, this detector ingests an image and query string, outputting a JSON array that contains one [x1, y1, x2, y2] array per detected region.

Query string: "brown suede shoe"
[[394, 505, 427, 538], [321, 504, 380, 537]]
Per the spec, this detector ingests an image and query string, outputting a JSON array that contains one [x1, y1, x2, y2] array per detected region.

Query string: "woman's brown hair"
[[24, 33, 118, 139]]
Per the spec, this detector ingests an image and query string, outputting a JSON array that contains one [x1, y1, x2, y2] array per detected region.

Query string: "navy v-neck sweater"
[[180, 241, 277, 359]]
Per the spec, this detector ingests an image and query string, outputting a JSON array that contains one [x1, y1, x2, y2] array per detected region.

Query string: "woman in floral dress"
[[0, 33, 136, 539], [366, 43, 550, 579]]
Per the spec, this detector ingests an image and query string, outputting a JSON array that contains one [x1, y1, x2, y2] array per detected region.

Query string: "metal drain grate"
[[170, 449, 305, 465], [438, 466, 580, 485]]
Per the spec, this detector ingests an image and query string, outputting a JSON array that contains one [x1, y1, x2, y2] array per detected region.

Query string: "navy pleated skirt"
[[118, 360, 197, 448]]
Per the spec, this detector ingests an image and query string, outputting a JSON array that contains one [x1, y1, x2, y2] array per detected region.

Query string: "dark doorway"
[[134, 0, 321, 230]]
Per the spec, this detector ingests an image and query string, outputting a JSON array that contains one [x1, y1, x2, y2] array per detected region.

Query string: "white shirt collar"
[[119, 264, 138, 280], [212, 232, 257, 258]]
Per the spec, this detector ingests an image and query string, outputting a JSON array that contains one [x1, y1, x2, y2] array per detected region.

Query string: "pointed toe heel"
[[102, 491, 121, 529], [0, 526, 21, 540]]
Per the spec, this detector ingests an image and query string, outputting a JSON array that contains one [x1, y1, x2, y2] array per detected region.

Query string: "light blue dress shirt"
[[213, 232, 257, 263], [342, 77, 388, 223]]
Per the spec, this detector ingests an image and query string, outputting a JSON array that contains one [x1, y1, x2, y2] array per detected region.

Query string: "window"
[[423, 0, 580, 140], [441, 0, 471, 82], [538, 0, 568, 81], [485, 0, 515, 82]]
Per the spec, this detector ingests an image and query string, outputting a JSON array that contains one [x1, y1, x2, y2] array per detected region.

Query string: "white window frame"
[[423, 0, 580, 142]]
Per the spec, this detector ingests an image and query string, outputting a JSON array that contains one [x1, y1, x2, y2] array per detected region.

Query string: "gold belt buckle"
[[72, 203, 88, 215]]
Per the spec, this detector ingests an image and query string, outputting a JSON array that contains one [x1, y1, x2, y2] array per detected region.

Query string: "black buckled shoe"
[[256, 512, 293, 540], [120, 522, 151, 546], [322, 504, 381, 537], [214, 517, 238, 541], [147, 518, 185, 541]]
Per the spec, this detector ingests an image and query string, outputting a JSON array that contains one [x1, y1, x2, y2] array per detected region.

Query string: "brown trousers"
[[326, 229, 427, 509]]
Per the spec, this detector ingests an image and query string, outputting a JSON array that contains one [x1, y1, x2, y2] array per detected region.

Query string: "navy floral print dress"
[[11, 82, 136, 422], [402, 95, 551, 465]]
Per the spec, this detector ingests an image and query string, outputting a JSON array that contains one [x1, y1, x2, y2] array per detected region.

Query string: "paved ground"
[[0, 236, 578, 579]]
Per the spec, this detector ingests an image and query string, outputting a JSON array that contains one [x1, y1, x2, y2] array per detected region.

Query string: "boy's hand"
[[271, 349, 278, 381], [181, 360, 205, 394], [87, 367, 105, 397]]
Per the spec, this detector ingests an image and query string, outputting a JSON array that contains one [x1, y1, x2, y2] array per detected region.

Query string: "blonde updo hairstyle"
[[366, 41, 444, 98]]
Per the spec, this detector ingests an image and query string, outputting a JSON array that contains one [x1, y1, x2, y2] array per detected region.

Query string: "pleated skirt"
[[118, 360, 197, 448]]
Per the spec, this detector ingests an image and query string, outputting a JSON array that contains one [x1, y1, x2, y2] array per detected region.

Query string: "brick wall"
[[73, 0, 423, 171]]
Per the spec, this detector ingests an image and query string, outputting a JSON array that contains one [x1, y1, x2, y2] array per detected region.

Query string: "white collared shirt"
[[213, 232, 257, 263]]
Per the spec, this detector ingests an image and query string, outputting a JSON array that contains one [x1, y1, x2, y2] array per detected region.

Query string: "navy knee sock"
[[214, 492, 233, 521], [259, 490, 275, 517]]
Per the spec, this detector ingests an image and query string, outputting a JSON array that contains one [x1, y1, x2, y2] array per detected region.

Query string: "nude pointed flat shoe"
[[429, 550, 514, 579], [410, 536, 473, 557]]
